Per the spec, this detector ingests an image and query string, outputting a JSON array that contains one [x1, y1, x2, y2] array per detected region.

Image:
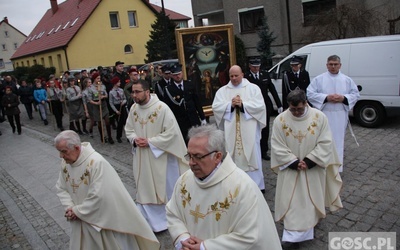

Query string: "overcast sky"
[[0, 0, 194, 36]]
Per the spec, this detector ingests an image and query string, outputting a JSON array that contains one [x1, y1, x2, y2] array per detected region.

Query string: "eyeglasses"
[[131, 90, 144, 94], [289, 107, 306, 113], [184, 151, 217, 161]]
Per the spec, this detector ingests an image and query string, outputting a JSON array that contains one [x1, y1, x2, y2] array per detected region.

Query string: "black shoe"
[[82, 129, 89, 135], [44, 120, 49, 125], [262, 153, 270, 161], [59, 127, 65, 131], [18, 131, 21, 135], [29, 116, 33, 120], [12, 127, 16, 133], [117, 138, 122, 143], [108, 138, 115, 144], [77, 130, 83, 135]]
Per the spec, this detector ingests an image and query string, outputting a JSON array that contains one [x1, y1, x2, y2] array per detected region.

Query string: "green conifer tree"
[[256, 16, 276, 68], [145, 11, 177, 62]]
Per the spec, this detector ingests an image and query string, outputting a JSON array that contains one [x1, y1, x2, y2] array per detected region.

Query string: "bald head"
[[229, 65, 243, 86]]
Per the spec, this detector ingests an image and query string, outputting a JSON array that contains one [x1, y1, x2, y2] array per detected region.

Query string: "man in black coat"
[[245, 58, 283, 160], [164, 64, 206, 142], [154, 64, 172, 102], [282, 56, 311, 109]]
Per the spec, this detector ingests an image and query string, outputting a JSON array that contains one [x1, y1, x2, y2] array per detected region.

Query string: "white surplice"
[[307, 71, 360, 172]]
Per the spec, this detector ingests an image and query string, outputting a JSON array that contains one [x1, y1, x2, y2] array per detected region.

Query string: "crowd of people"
[[3, 55, 360, 249]]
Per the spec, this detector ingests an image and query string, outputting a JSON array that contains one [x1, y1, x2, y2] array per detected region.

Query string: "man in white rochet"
[[167, 124, 282, 250], [212, 65, 266, 192], [125, 79, 189, 232], [55, 130, 160, 250], [307, 55, 360, 172]]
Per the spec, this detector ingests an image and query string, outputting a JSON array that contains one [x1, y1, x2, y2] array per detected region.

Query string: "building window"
[[124, 44, 133, 54], [302, 0, 336, 26], [14, 43, 18, 49], [0, 59, 4, 68], [48, 56, 53, 67], [4, 31, 9, 37], [128, 11, 137, 27], [1, 44, 6, 51], [239, 7, 265, 33], [110, 12, 120, 28]]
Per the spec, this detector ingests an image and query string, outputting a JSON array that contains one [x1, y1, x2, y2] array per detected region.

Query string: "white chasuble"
[[56, 143, 160, 250], [125, 94, 189, 205], [167, 153, 282, 249], [271, 107, 343, 232], [212, 79, 266, 172]]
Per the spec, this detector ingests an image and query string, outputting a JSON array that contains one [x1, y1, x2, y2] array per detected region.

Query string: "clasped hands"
[[297, 160, 308, 171], [231, 95, 242, 109], [64, 207, 78, 221], [180, 236, 203, 250], [134, 137, 149, 147], [326, 93, 344, 103]]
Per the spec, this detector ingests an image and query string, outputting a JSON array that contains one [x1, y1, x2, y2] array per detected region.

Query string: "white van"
[[268, 35, 400, 128]]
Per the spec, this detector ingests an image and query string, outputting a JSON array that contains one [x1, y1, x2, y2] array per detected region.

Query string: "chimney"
[[3, 17, 8, 24], [50, 0, 58, 14]]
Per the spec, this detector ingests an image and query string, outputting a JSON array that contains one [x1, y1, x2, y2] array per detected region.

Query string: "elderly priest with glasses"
[[166, 124, 281, 250]]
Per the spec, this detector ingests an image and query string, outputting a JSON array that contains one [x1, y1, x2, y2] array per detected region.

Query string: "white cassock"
[[212, 79, 266, 190], [56, 143, 160, 250], [125, 94, 189, 232], [307, 71, 360, 172], [271, 107, 343, 243], [167, 153, 282, 249]]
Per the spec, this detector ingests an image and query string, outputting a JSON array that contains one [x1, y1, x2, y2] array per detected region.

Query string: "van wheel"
[[354, 101, 386, 128]]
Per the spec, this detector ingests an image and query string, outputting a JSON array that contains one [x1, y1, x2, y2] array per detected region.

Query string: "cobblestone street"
[[0, 105, 399, 249]]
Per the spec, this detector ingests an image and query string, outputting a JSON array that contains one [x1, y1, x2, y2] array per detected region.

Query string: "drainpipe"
[[286, 0, 293, 53]]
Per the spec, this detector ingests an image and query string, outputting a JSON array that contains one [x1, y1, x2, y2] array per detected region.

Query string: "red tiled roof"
[[149, 4, 191, 21], [11, 0, 190, 60], [11, 0, 101, 59]]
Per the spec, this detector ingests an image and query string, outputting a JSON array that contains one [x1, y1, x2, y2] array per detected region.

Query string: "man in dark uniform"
[[113, 61, 129, 89], [154, 64, 172, 102], [282, 55, 311, 109], [245, 57, 283, 160], [164, 64, 206, 142]]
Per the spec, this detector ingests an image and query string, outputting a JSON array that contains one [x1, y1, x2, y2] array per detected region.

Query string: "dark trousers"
[[7, 114, 21, 133], [260, 110, 271, 154], [50, 100, 64, 128], [23, 103, 33, 119], [114, 104, 127, 139]]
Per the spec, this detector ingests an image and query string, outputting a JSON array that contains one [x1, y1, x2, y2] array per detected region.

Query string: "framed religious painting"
[[175, 24, 236, 116]]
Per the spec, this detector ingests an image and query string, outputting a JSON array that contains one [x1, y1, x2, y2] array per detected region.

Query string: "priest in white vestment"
[[307, 55, 360, 172], [55, 130, 160, 250], [125, 79, 189, 232], [212, 65, 267, 191], [167, 124, 282, 250], [271, 89, 343, 247]]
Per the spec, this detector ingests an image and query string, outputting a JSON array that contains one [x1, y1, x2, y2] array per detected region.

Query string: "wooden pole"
[[97, 82, 105, 144]]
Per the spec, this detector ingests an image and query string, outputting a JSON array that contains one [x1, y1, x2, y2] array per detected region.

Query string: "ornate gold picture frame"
[[175, 24, 236, 116]]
